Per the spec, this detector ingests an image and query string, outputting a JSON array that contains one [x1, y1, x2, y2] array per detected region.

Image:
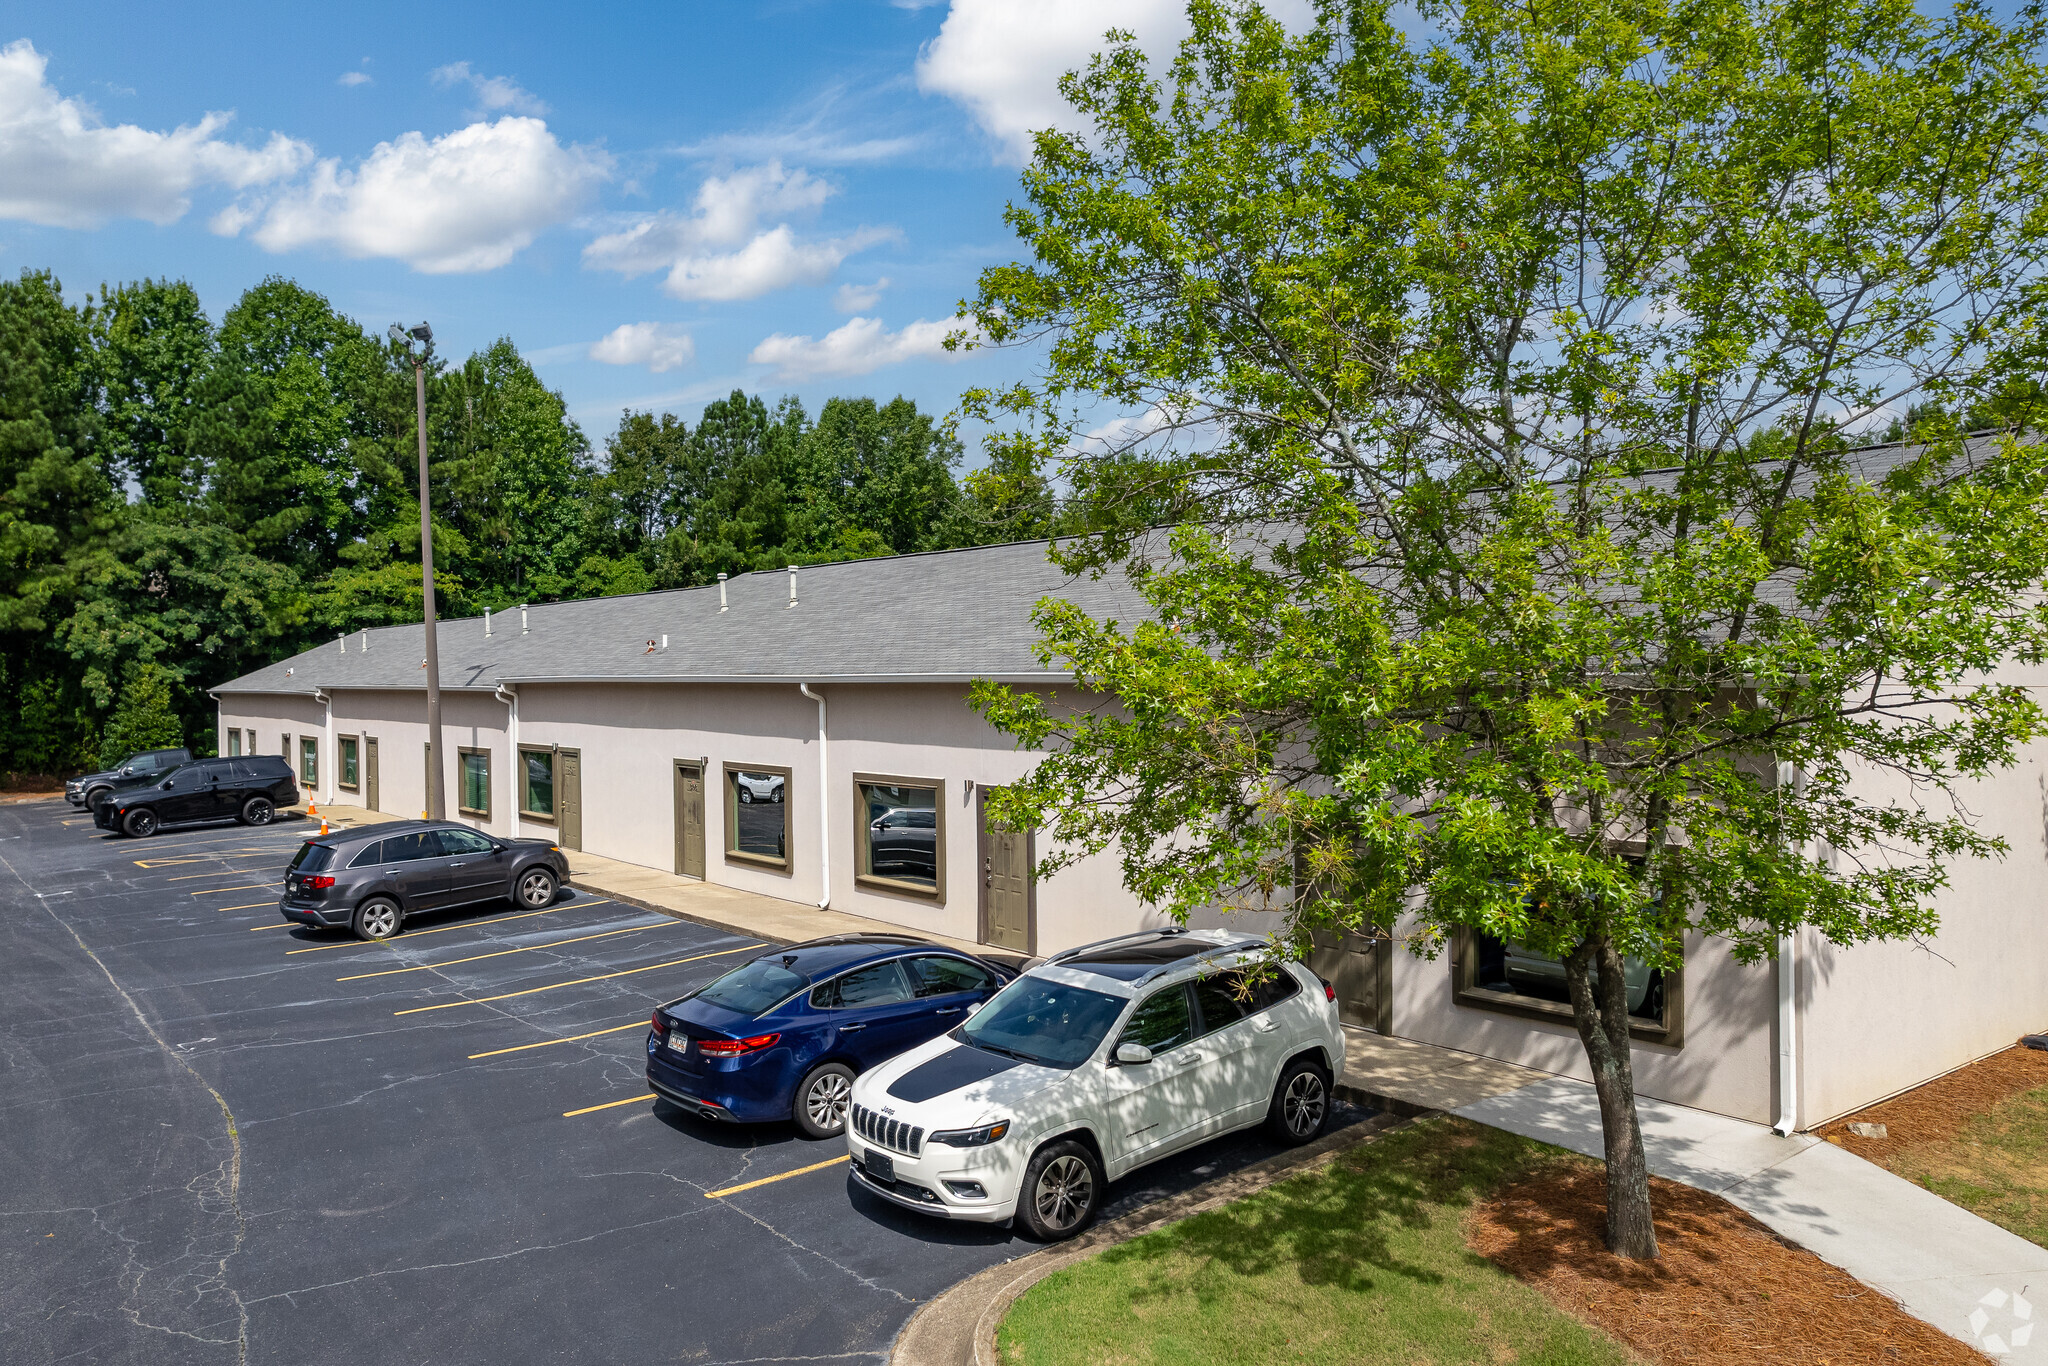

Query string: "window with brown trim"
[[1451, 926, 1684, 1046], [853, 773, 944, 900], [520, 746, 555, 821], [458, 748, 491, 816], [338, 735, 359, 790], [722, 762, 791, 869]]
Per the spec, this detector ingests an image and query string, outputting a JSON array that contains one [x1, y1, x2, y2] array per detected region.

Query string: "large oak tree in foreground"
[[964, 0, 2048, 1257]]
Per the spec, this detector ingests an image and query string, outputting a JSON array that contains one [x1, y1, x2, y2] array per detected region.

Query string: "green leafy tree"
[[966, 0, 2048, 1258], [90, 278, 215, 508], [98, 662, 183, 766]]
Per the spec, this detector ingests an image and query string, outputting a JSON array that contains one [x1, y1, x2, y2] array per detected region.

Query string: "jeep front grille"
[[851, 1102, 924, 1157]]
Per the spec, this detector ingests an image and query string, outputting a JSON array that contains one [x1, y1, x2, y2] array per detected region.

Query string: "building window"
[[1452, 927, 1683, 1045], [339, 736, 359, 790], [723, 763, 791, 869], [521, 747, 555, 820], [226, 729, 242, 757], [459, 748, 491, 816], [854, 774, 944, 899], [299, 737, 317, 786]]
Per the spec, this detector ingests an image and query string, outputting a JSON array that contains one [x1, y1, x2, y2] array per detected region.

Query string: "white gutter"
[[495, 682, 518, 837], [313, 688, 333, 804], [1773, 760, 1801, 1136], [799, 683, 829, 909]]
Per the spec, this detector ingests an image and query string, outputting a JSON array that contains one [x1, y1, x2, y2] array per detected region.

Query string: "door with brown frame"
[[673, 760, 705, 878], [364, 736, 380, 812], [977, 786, 1034, 954], [557, 748, 582, 851]]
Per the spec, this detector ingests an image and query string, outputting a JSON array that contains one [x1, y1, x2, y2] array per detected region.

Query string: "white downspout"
[[496, 682, 518, 838], [1774, 760, 1801, 1136], [313, 688, 333, 804], [799, 683, 829, 909]]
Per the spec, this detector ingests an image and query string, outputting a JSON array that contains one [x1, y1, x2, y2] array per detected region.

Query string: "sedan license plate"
[[863, 1150, 895, 1184], [667, 1030, 689, 1053]]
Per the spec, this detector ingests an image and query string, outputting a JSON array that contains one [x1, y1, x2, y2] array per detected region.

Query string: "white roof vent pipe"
[[520, 604, 529, 635], [484, 607, 492, 638], [361, 629, 369, 652], [337, 632, 345, 653], [717, 573, 728, 612], [660, 634, 668, 651], [787, 564, 798, 608]]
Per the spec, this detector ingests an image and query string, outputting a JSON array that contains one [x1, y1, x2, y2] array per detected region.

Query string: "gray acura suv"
[[279, 820, 572, 940]]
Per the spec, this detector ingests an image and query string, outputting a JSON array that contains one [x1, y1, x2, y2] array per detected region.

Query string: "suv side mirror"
[[160, 779, 174, 790], [1114, 1043, 1154, 1066]]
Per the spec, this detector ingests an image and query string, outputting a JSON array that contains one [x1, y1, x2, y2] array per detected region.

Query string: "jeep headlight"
[[927, 1120, 1011, 1148]]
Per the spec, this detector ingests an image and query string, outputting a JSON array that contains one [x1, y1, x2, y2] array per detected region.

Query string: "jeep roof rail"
[[1045, 926, 1190, 965]]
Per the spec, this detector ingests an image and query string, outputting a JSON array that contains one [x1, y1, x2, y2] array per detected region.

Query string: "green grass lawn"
[[998, 1118, 1636, 1366], [1896, 1083, 2048, 1249]]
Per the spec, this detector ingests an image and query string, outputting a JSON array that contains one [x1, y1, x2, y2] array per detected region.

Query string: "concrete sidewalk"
[[1459, 1077, 2048, 1360]]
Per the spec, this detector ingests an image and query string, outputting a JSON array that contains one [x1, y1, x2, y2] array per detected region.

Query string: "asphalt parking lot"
[[0, 798, 1370, 1364]]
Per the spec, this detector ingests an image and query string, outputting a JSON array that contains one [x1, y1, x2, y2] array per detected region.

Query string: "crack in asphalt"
[[0, 845, 253, 1365]]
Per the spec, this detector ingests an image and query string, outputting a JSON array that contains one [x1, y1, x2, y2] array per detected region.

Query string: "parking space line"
[[167, 868, 265, 881], [392, 943, 760, 1016], [189, 882, 279, 895], [562, 1092, 653, 1118], [336, 920, 677, 981], [282, 899, 614, 954], [218, 900, 278, 911], [249, 922, 293, 931], [468, 1020, 644, 1059], [704, 1156, 849, 1199]]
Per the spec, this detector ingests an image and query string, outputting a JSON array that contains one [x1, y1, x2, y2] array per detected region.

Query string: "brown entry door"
[[364, 737, 379, 812], [557, 748, 582, 851], [673, 762, 705, 878], [1307, 930, 1387, 1032], [978, 788, 1034, 954]]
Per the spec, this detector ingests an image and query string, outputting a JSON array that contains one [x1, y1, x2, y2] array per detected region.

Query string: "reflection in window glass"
[[1119, 986, 1194, 1053], [299, 737, 317, 785], [460, 751, 490, 814], [859, 782, 937, 888], [227, 730, 242, 757], [340, 737, 358, 787], [1470, 932, 1666, 1022], [728, 769, 787, 862], [523, 750, 554, 817]]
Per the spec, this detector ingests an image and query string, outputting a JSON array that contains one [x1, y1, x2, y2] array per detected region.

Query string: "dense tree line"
[[0, 268, 1058, 774]]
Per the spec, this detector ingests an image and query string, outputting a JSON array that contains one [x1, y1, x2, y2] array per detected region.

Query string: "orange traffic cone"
[[319, 816, 330, 835], [307, 799, 318, 816]]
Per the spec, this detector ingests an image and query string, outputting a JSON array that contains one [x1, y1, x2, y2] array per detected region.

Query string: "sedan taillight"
[[697, 1033, 780, 1057], [650, 1009, 665, 1036]]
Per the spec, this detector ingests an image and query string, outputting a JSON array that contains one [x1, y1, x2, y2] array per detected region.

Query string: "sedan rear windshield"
[[954, 977, 1126, 1069], [692, 959, 809, 1016], [289, 843, 335, 873]]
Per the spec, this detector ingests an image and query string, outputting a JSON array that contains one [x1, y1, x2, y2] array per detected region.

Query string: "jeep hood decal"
[[885, 1044, 1023, 1104]]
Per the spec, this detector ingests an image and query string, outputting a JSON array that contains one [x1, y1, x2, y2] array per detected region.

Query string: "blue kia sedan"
[[647, 934, 1013, 1139]]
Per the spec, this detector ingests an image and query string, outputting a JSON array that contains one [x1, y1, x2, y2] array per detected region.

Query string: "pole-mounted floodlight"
[[393, 319, 445, 819]]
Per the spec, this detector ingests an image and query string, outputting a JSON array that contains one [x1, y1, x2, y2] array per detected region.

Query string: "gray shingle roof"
[[210, 538, 1152, 696]]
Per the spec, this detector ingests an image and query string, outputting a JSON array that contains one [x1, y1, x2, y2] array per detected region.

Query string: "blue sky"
[[0, 1, 1219, 452]]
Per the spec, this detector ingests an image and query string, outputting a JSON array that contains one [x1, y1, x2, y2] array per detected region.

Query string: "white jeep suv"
[[843, 927, 1345, 1240]]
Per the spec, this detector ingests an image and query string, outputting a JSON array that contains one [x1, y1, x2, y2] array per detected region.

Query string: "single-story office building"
[[212, 537, 2048, 1135]]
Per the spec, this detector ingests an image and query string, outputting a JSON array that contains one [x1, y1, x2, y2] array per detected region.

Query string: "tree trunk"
[[1563, 932, 1660, 1259]]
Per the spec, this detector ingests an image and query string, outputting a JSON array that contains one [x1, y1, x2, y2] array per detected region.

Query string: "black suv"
[[66, 748, 193, 809], [95, 756, 299, 838], [279, 821, 571, 940]]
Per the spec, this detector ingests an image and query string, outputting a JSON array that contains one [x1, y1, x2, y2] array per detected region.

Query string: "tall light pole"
[[392, 320, 445, 820]]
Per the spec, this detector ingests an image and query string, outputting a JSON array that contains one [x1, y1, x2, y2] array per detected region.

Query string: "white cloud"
[[589, 321, 695, 373], [0, 39, 309, 228], [226, 117, 609, 273], [916, 0, 1311, 163], [749, 315, 974, 382], [583, 160, 892, 301], [834, 277, 888, 312], [337, 71, 372, 88], [431, 61, 547, 117]]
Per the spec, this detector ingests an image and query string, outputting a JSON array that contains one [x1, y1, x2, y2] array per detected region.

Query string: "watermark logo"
[[1969, 1287, 2033, 1356]]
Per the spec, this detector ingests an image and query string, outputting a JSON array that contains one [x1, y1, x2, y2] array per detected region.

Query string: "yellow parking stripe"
[[468, 1020, 644, 1059], [562, 1092, 653, 1118], [190, 882, 279, 895], [704, 1156, 849, 1199], [167, 868, 264, 881], [249, 922, 293, 931], [217, 900, 277, 911], [392, 943, 760, 1016], [337, 920, 675, 981], [282, 899, 613, 954]]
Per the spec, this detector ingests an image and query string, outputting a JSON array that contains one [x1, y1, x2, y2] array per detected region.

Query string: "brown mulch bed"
[[1818, 1043, 2048, 1167], [0, 771, 65, 797], [1468, 1163, 1988, 1365]]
